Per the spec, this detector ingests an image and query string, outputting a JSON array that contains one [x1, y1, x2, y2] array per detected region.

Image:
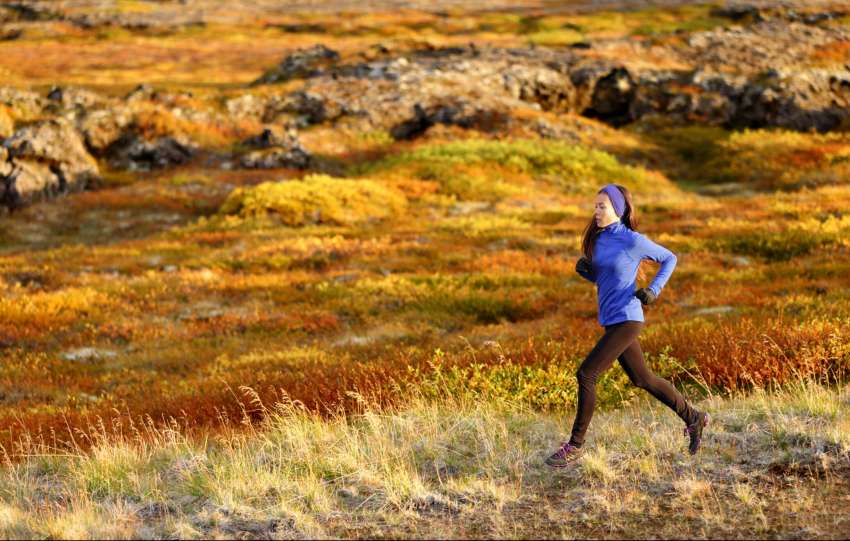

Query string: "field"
[[0, 0, 849, 538]]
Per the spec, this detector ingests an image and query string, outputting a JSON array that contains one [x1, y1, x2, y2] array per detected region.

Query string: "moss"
[[405, 342, 697, 412], [407, 160, 522, 202], [628, 5, 728, 36], [357, 138, 662, 199], [647, 126, 850, 191], [720, 130, 850, 191], [517, 4, 726, 43], [313, 272, 552, 329], [720, 230, 822, 261], [218, 174, 408, 226], [436, 215, 532, 239], [115, 0, 157, 13], [716, 215, 850, 261], [525, 28, 585, 46]]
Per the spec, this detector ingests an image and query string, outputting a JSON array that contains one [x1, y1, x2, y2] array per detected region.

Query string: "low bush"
[[218, 174, 408, 226]]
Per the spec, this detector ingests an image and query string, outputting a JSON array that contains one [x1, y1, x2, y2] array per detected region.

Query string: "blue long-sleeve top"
[[576, 219, 677, 327]]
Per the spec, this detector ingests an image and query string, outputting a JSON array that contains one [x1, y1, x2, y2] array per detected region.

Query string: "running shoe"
[[684, 411, 710, 455], [545, 441, 584, 468]]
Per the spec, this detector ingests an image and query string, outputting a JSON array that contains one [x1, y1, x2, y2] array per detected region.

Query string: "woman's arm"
[[633, 233, 677, 296]]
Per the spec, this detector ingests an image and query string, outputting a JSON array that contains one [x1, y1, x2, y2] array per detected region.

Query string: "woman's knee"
[[632, 373, 666, 391], [576, 366, 596, 385], [631, 376, 651, 390]]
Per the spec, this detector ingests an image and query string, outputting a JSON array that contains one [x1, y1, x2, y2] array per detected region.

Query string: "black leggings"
[[568, 320, 699, 447]]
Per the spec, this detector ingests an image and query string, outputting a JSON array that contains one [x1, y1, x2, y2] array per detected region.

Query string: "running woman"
[[545, 183, 710, 468]]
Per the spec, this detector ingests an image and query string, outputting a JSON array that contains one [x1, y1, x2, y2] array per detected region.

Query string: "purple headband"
[[600, 184, 625, 217]]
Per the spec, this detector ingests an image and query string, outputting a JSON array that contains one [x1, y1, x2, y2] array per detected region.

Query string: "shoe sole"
[[545, 456, 584, 468], [545, 461, 581, 468]]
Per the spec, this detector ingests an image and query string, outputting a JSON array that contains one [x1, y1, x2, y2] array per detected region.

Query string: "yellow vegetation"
[[218, 174, 408, 226]]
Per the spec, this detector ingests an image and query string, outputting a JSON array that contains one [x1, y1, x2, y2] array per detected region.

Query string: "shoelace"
[[555, 442, 577, 458], [684, 417, 704, 438]]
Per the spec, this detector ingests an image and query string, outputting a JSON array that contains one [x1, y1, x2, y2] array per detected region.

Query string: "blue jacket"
[[577, 219, 677, 327]]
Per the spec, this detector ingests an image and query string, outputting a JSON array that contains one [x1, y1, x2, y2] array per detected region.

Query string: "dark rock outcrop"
[[238, 127, 311, 169], [106, 133, 195, 171], [0, 119, 99, 209], [390, 102, 512, 140], [240, 11, 850, 134], [252, 44, 340, 86], [0, 86, 45, 122], [575, 66, 636, 126], [251, 45, 588, 139], [46, 85, 106, 111], [3, 1, 850, 211], [237, 18, 842, 137], [77, 106, 135, 155], [274, 90, 346, 126]]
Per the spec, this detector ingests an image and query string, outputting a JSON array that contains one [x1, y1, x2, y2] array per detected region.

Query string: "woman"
[[545, 183, 709, 468]]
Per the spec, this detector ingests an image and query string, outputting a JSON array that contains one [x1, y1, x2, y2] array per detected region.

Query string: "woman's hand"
[[575, 256, 592, 276], [635, 287, 657, 305]]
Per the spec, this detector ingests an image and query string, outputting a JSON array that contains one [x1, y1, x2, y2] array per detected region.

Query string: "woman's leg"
[[617, 338, 700, 426], [568, 321, 643, 447]]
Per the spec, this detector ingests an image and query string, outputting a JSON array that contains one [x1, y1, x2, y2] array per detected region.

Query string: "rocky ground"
[[1, 1, 849, 208]]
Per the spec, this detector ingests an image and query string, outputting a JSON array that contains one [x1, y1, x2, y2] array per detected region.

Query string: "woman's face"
[[594, 192, 620, 228]]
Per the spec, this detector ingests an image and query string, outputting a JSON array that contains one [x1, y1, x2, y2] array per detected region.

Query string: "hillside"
[[0, 1, 849, 538]]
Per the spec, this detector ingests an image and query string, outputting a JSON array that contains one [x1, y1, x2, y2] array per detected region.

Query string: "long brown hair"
[[580, 184, 647, 284]]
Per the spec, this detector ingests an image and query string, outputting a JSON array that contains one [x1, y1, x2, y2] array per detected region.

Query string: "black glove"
[[575, 256, 592, 276], [635, 287, 657, 305]]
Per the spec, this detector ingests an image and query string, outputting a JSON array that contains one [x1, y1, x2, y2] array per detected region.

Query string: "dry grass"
[[0, 377, 847, 538]]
